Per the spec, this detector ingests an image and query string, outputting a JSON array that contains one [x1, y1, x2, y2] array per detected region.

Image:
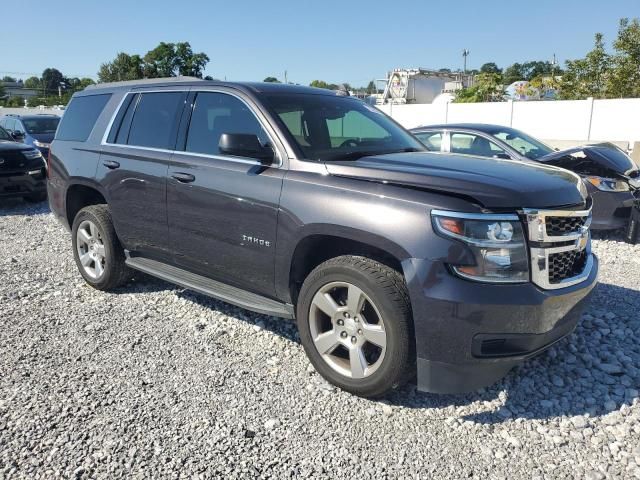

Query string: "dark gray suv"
[[48, 79, 598, 397]]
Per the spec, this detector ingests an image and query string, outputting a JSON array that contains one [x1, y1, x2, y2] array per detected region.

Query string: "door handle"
[[103, 160, 120, 169], [171, 172, 196, 183]]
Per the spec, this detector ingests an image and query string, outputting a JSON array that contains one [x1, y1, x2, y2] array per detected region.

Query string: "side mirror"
[[12, 130, 25, 140], [218, 133, 274, 164], [493, 153, 512, 160]]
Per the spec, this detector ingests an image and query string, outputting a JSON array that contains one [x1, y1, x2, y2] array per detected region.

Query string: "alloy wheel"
[[76, 220, 106, 279], [308, 281, 387, 379]]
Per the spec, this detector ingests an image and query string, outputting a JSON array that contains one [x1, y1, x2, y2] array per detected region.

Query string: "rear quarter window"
[[56, 94, 111, 142]]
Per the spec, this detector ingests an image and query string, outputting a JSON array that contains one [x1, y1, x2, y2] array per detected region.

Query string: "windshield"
[[22, 117, 60, 135], [491, 127, 554, 160], [264, 93, 425, 161], [0, 127, 12, 141]]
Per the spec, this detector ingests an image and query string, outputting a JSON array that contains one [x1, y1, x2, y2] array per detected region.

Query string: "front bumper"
[[589, 188, 636, 230], [0, 169, 47, 198], [403, 255, 598, 394]]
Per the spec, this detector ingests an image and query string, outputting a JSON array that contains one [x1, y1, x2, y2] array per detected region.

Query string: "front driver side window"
[[186, 92, 269, 156], [450, 132, 507, 158]]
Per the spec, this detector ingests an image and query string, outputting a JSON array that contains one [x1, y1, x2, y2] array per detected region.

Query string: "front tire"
[[71, 204, 130, 290], [297, 256, 414, 398]]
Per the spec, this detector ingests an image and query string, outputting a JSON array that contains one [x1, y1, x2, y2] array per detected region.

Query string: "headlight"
[[22, 149, 43, 160], [584, 176, 630, 192], [431, 210, 529, 283], [33, 140, 50, 148]]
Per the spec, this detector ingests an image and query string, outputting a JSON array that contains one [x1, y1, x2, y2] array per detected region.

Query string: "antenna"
[[462, 49, 470, 74]]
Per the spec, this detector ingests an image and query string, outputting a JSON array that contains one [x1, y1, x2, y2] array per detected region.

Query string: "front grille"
[[548, 249, 588, 284], [524, 206, 593, 290], [546, 216, 588, 237]]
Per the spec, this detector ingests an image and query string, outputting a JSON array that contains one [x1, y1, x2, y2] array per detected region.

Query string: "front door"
[[96, 90, 187, 259], [167, 90, 285, 297]]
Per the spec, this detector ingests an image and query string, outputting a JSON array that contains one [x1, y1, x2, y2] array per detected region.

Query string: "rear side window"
[[414, 131, 443, 151], [56, 94, 111, 141], [126, 92, 185, 149]]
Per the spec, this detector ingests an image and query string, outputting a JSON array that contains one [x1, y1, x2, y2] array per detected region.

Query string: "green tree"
[[366, 80, 376, 94], [608, 18, 640, 97], [309, 80, 339, 90], [480, 62, 501, 75], [2, 76, 17, 82], [560, 33, 611, 99], [24, 76, 40, 89], [0, 83, 5, 101], [143, 42, 209, 78], [42, 68, 64, 94], [502, 63, 524, 84], [175, 42, 209, 77], [454, 73, 505, 103], [263, 76, 280, 83], [98, 53, 144, 82]]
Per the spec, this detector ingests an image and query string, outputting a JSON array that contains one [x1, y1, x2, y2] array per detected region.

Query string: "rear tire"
[[71, 204, 130, 290], [297, 255, 414, 398]]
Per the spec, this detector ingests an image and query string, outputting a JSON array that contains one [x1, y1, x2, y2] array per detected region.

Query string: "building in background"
[[376, 68, 474, 105], [0, 81, 39, 101]]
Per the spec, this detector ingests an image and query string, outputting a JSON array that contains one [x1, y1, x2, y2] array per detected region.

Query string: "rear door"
[[167, 89, 286, 297], [96, 89, 187, 260]]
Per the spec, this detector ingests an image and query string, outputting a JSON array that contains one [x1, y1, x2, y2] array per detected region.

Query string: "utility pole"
[[284, 70, 288, 84], [462, 49, 470, 74]]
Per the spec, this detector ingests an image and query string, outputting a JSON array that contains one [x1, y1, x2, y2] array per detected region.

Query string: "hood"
[[324, 152, 587, 209], [0, 140, 32, 152], [539, 143, 639, 178], [29, 132, 55, 144]]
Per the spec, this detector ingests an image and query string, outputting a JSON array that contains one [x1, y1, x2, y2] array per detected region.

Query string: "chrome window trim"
[[100, 88, 283, 168], [431, 209, 520, 221]]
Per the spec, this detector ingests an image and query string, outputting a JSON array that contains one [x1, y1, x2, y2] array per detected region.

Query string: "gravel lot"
[[1, 199, 639, 480]]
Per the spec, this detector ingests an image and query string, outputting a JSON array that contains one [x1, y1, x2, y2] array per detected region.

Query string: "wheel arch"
[[65, 180, 108, 228], [283, 226, 410, 307]]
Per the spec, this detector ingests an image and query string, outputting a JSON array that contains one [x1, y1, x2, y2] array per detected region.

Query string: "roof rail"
[[85, 76, 205, 90]]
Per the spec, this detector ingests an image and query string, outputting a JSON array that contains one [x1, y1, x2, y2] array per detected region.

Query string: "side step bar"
[[125, 256, 295, 319]]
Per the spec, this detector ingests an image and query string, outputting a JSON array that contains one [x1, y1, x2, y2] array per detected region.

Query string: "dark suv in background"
[[0, 125, 47, 202], [0, 113, 60, 158], [48, 78, 598, 397]]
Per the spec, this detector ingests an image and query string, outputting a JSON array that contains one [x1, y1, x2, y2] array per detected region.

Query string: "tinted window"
[[127, 92, 185, 149], [22, 117, 60, 134], [56, 94, 111, 141], [265, 93, 424, 161], [3, 119, 16, 131], [450, 132, 506, 158], [185, 92, 268, 156], [414, 131, 443, 151], [492, 128, 554, 160], [0, 126, 12, 141]]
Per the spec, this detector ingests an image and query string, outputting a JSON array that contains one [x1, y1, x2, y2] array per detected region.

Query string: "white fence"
[[0, 107, 63, 117], [377, 98, 640, 150]]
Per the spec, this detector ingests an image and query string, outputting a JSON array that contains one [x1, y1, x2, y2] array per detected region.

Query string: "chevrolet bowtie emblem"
[[0, 158, 5, 165]]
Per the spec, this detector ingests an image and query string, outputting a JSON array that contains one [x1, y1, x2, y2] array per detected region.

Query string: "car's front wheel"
[[297, 256, 414, 398], [71, 204, 130, 290]]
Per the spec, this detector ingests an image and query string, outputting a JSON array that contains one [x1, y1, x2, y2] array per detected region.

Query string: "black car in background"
[[0, 126, 47, 202], [0, 114, 60, 158], [411, 124, 640, 231]]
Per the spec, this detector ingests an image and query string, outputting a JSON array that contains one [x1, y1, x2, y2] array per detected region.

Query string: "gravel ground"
[[0, 199, 639, 480]]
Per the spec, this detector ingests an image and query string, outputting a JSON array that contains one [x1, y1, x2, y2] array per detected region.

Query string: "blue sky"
[[2, 0, 637, 86]]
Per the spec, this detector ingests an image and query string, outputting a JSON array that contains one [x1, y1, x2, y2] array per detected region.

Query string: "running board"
[[125, 256, 295, 319]]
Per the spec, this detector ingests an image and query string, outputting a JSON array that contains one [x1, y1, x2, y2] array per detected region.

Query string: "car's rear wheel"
[[297, 255, 414, 398], [71, 204, 130, 290]]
